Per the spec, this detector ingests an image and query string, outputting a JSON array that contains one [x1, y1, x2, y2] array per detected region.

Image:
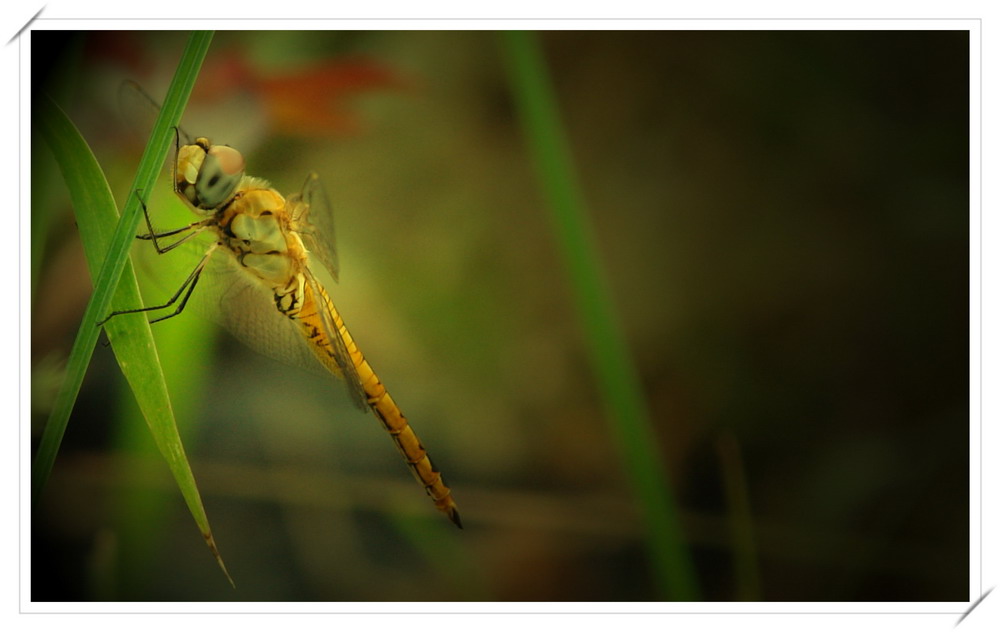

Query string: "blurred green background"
[[30, 30, 969, 601]]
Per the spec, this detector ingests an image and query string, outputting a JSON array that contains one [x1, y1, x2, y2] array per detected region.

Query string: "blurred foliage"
[[33, 34, 232, 587], [31, 30, 969, 602]]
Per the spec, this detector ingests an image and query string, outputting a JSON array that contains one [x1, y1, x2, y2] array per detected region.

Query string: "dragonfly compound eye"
[[195, 145, 246, 209]]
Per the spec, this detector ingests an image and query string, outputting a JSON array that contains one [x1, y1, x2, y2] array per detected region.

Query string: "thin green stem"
[[499, 30, 699, 601], [34, 31, 233, 586], [32, 31, 212, 506], [717, 432, 761, 600]]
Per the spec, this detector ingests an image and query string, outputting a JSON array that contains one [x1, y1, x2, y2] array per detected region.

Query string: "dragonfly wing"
[[207, 256, 331, 375], [288, 172, 340, 283], [137, 236, 331, 376], [118, 80, 193, 146], [144, 235, 369, 408], [302, 266, 369, 410]]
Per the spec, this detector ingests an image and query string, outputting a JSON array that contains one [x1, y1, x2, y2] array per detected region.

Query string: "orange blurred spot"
[[194, 49, 412, 138]]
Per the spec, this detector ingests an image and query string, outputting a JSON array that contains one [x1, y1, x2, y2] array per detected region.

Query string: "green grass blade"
[[716, 432, 761, 600], [33, 32, 232, 584], [30, 137, 58, 305], [30, 35, 83, 305], [111, 314, 217, 596], [499, 31, 699, 601]]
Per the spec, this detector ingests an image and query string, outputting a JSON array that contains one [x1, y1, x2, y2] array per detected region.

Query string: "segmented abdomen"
[[291, 279, 462, 528]]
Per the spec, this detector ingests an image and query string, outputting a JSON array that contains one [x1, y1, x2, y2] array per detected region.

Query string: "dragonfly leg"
[[133, 190, 211, 254], [97, 243, 218, 326]]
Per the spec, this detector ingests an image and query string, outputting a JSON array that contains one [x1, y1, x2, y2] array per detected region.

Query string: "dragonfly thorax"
[[221, 187, 307, 289], [230, 204, 288, 254]]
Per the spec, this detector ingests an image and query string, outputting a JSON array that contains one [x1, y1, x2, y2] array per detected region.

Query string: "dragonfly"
[[104, 81, 461, 527]]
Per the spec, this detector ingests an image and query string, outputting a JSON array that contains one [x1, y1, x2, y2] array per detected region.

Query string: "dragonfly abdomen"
[[304, 283, 462, 528], [377, 402, 462, 527], [357, 362, 462, 528]]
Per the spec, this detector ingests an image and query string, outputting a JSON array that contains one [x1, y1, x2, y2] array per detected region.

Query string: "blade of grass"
[[499, 31, 699, 601], [30, 34, 83, 305], [32, 30, 211, 503], [716, 432, 761, 600], [32, 32, 232, 584], [112, 263, 218, 596]]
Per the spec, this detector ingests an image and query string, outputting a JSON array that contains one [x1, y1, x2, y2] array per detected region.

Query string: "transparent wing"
[[118, 80, 191, 196], [288, 172, 340, 283], [302, 267, 369, 410], [202, 252, 332, 375], [118, 79, 193, 146], [134, 228, 369, 411], [134, 233, 331, 377]]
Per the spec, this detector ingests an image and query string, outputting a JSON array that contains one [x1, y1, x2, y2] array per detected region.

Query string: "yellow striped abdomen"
[[292, 279, 461, 528]]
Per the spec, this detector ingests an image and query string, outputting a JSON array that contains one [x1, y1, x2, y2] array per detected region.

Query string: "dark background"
[[31, 30, 969, 601]]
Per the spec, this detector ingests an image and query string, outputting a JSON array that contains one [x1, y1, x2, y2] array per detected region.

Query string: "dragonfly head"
[[176, 138, 246, 212]]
